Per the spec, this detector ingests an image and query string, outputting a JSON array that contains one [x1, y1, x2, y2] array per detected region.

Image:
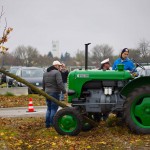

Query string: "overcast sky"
[[1, 0, 150, 56]]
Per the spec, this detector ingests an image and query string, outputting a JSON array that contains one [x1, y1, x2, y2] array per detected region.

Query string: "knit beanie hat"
[[121, 48, 129, 58]]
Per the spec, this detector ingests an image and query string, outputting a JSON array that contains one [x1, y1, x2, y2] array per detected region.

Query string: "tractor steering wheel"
[[131, 58, 145, 70], [135, 62, 145, 70]]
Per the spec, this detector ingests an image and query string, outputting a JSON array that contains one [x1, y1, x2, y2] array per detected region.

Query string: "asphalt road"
[[0, 106, 47, 118], [0, 104, 70, 118]]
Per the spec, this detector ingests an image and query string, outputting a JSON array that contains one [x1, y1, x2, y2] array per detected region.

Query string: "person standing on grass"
[[43, 60, 66, 128], [59, 63, 69, 101]]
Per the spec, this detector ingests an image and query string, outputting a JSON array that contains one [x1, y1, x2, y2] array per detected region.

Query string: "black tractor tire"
[[53, 107, 83, 136], [124, 85, 150, 134]]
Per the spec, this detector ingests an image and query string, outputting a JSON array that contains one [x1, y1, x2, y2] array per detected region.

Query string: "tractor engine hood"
[[67, 69, 133, 103], [69, 69, 133, 80]]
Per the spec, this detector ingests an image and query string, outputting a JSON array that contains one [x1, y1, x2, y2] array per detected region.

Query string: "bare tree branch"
[[0, 6, 5, 24], [3, 17, 7, 37], [0, 6, 13, 54]]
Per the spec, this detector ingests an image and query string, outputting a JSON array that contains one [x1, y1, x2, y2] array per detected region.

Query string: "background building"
[[51, 41, 60, 58]]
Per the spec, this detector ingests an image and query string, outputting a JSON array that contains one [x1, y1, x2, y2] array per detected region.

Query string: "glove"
[[132, 72, 138, 77]]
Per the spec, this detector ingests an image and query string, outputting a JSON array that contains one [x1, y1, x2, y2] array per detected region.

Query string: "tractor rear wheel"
[[124, 85, 150, 134], [53, 107, 83, 136]]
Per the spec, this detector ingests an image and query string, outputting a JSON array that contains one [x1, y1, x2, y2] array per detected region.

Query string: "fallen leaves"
[[0, 95, 150, 149], [0, 117, 150, 149]]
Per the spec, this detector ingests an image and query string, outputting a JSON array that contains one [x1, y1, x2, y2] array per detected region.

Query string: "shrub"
[[4, 92, 14, 96]]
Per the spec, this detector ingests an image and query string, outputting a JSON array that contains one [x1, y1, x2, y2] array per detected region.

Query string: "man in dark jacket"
[[43, 60, 66, 128]]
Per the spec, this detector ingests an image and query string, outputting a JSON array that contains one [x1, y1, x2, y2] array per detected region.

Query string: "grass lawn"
[[0, 95, 150, 149]]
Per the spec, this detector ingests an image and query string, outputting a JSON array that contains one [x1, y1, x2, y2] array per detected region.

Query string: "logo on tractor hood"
[[77, 74, 89, 78]]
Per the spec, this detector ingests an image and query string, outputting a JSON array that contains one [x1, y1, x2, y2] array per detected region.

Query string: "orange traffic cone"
[[27, 98, 36, 112]]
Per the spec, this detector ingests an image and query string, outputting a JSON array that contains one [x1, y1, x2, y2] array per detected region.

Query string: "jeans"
[[59, 92, 64, 100], [45, 92, 60, 127]]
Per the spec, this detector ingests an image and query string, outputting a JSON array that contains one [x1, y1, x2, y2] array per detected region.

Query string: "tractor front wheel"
[[124, 85, 150, 134], [53, 107, 83, 136]]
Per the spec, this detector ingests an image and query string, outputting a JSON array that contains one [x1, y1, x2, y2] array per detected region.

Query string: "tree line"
[[0, 39, 150, 69], [0, 7, 150, 69]]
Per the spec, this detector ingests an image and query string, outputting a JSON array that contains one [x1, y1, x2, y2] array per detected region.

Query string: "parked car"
[[1, 72, 7, 84], [0, 68, 9, 84], [137, 66, 150, 76], [1, 72, 7, 83], [6, 66, 22, 87], [13, 67, 44, 94]]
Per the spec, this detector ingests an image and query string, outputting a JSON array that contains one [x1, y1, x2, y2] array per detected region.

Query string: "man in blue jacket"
[[112, 48, 138, 76]]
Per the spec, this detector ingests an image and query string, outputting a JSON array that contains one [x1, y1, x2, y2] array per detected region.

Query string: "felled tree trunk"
[[0, 69, 67, 108], [0, 69, 98, 127]]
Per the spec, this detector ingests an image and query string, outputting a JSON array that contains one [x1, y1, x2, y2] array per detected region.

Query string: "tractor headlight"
[[68, 90, 76, 96]]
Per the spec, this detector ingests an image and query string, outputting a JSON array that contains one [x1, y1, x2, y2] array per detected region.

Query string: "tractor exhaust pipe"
[[85, 43, 91, 70]]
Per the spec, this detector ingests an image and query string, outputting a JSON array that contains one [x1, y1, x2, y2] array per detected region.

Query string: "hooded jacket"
[[112, 58, 136, 72], [43, 66, 66, 94]]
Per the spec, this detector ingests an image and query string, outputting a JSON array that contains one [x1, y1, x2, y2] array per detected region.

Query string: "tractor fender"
[[120, 76, 150, 97]]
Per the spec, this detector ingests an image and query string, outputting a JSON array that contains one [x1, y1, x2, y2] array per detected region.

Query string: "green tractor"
[[53, 45, 150, 136]]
